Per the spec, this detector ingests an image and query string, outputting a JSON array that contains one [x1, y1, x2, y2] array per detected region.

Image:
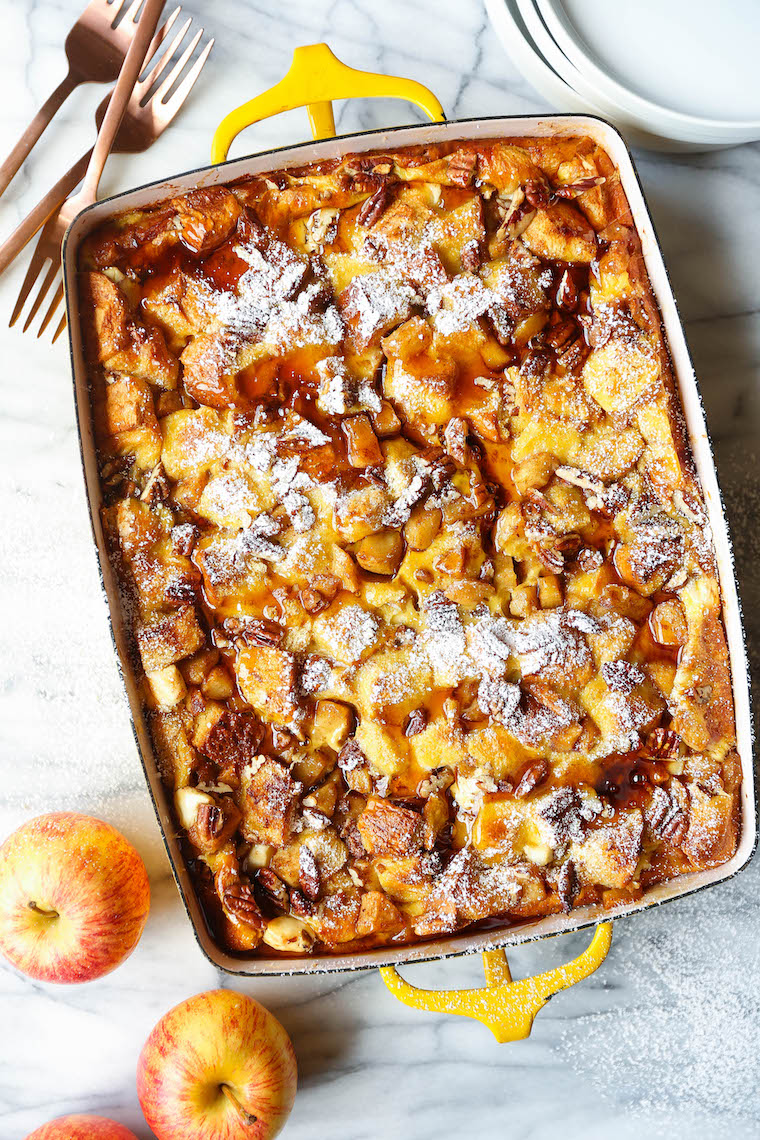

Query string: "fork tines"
[[11, 9, 213, 341]]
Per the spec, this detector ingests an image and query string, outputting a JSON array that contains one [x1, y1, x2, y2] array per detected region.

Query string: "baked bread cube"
[[81, 271, 178, 388], [136, 605, 205, 672], [236, 645, 300, 724], [240, 757, 300, 846]]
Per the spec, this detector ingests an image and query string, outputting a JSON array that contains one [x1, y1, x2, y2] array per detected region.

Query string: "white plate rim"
[[537, 0, 760, 137], [483, 0, 594, 115], [486, 0, 748, 152]]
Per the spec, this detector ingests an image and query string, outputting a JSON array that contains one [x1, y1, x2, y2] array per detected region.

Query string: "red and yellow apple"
[[137, 989, 297, 1140], [24, 1115, 140, 1140], [0, 812, 150, 984]]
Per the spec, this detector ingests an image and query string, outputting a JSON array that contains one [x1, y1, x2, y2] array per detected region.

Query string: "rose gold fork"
[[0, 0, 154, 198], [9, 10, 213, 341]]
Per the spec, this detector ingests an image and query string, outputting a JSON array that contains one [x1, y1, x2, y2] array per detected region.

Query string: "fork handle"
[[0, 149, 91, 276], [78, 0, 166, 205], [0, 70, 79, 199]]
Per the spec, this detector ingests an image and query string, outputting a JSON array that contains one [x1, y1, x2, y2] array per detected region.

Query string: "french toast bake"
[[79, 136, 740, 956]]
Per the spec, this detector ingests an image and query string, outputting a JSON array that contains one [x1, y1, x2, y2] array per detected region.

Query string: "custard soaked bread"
[[80, 136, 740, 955]]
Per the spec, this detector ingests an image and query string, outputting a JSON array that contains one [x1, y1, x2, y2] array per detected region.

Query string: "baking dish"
[[61, 44, 755, 1038]]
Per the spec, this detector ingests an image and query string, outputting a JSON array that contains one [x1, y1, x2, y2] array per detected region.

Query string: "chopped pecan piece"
[[536, 544, 565, 574], [543, 317, 578, 350], [443, 417, 470, 465], [300, 586, 330, 615], [255, 867, 290, 914], [416, 766, 455, 798], [577, 546, 603, 571], [196, 802, 224, 841], [523, 179, 551, 209], [299, 845, 321, 901], [540, 786, 585, 844], [140, 462, 170, 506], [646, 727, 680, 758], [337, 738, 366, 773], [447, 149, 477, 186], [461, 239, 483, 272], [404, 708, 428, 737], [646, 784, 688, 844], [553, 175, 606, 199], [556, 860, 580, 913], [289, 889, 316, 918], [514, 759, 549, 798], [358, 183, 393, 227], [557, 336, 590, 375], [220, 882, 265, 931], [303, 806, 332, 831], [342, 821, 368, 860], [271, 725, 298, 757], [225, 616, 284, 648]]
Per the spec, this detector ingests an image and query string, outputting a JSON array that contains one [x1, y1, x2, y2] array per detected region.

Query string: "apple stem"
[[221, 1084, 257, 1127], [27, 901, 58, 919]]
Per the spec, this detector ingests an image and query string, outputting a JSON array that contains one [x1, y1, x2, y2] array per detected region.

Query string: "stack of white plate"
[[485, 0, 760, 151]]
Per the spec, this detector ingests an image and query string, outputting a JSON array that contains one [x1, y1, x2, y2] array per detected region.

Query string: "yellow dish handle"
[[379, 922, 612, 1043], [211, 42, 446, 163]]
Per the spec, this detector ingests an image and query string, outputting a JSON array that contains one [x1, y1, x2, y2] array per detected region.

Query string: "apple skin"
[[137, 989, 298, 1140], [24, 1115, 139, 1139], [0, 812, 150, 984]]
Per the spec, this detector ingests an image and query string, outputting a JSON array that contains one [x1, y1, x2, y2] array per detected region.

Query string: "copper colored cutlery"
[[0, 0, 214, 341], [0, 0, 149, 199]]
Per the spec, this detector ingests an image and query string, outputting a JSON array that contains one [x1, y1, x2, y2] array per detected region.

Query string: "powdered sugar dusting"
[[213, 240, 308, 338], [427, 273, 495, 334], [328, 604, 380, 663], [558, 881, 760, 1130], [208, 239, 343, 353], [509, 608, 600, 677]]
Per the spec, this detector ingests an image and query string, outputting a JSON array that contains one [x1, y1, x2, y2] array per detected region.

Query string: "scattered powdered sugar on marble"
[[1, 478, 141, 814], [557, 882, 760, 1128]]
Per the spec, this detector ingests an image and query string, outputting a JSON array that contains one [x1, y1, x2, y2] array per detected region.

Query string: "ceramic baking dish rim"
[[61, 113, 757, 976]]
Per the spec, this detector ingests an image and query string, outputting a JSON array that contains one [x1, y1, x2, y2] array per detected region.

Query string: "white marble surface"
[[1, 1, 759, 1137]]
